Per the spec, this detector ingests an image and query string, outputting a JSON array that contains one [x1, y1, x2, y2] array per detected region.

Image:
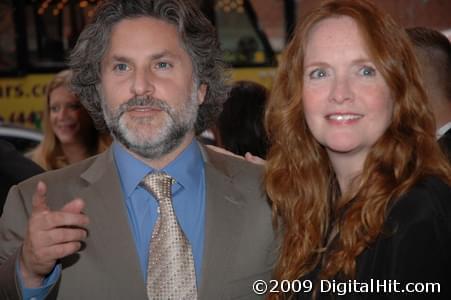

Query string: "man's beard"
[[102, 85, 199, 160]]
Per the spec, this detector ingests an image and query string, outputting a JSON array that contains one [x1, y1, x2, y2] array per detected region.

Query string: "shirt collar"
[[437, 122, 451, 139], [162, 140, 204, 192], [113, 140, 204, 197], [113, 142, 151, 197]]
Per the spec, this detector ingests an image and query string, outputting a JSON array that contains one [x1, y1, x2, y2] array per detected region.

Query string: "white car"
[[0, 123, 43, 153]]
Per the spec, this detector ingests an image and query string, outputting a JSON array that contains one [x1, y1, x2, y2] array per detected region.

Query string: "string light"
[[37, 0, 100, 16], [79, 1, 89, 8], [216, 0, 245, 14], [87, 9, 96, 18]]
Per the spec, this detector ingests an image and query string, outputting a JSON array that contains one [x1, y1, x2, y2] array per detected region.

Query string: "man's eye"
[[49, 106, 59, 113], [114, 63, 129, 72], [359, 66, 376, 77], [156, 62, 171, 69], [309, 68, 327, 79]]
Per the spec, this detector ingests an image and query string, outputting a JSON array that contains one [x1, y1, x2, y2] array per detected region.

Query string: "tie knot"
[[141, 172, 175, 201]]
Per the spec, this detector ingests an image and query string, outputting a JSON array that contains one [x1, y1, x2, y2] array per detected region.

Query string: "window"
[[213, 0, 278, 67], [0, 0, 17, 72]]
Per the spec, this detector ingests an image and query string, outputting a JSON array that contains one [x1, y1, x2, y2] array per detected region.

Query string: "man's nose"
[[130, 68, 155, 96]]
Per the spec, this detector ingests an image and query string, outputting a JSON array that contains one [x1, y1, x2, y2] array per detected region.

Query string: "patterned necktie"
[[140, 172, 197, 300]]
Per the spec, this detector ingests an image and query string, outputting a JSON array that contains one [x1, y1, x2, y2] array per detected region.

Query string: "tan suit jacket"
[[0, 144, 276, 299]]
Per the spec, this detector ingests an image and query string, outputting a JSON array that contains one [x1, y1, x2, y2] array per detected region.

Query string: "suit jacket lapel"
[[198, 145, 248, 299], [78, 149, 147, 298]]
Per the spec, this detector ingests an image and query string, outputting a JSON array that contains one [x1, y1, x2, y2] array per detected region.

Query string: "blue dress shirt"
[[113, 141, 206, 282], [19, 140, 206, 299]]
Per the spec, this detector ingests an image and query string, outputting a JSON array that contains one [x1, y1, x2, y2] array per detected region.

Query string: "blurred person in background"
[[215, 80, 269, 158], [407, 27, 451, 161], [30, 70, 111, 170], [265, 0, 451, 299], [0, 139, 43, 216]]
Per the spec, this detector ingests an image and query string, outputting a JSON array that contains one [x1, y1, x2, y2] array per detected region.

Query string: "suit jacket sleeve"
[[0, 185, 32, 300]]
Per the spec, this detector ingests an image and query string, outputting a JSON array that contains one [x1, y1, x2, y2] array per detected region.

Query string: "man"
[[407, 27, 451, 160], [0, 139, 43, 216], [0, 1, 276, 299]]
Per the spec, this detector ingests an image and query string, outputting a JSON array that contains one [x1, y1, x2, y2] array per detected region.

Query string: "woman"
[[31, 70, 111, 170], [265, 0, 451, 299]]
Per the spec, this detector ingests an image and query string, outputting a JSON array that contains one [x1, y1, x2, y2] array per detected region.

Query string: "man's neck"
[[125, 132, 196, 170]]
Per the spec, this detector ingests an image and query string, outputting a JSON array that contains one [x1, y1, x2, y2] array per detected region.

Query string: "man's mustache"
[[115, 96, 171, 118]]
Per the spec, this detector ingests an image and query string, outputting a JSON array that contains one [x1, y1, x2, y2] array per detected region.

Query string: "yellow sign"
[[0, 74, 54, 130]]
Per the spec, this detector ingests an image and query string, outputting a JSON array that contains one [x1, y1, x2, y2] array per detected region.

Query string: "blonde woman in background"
[[31, 70, 111, 170]]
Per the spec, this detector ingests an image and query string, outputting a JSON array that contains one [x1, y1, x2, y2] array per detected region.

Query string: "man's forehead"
[[101, 16, 186, 60], [109, 16, 178, 37]]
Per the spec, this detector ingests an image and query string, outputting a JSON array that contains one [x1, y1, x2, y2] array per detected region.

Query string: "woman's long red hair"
[[265, 0, 451, 298]]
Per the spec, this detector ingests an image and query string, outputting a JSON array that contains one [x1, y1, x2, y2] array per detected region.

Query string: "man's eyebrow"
[[108, 55, 133, 64], [150, 50, 178, 60]]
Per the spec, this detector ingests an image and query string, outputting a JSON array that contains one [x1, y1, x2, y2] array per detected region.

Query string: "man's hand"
[[19, 181, 90, 288], [244, 152, 266, 165], [206, 145, 266, 165]]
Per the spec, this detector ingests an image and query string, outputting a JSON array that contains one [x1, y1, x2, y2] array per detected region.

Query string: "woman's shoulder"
[[387, 176, 451, 226], [356, 177, 451, 291], [400, 176, 450, 206], [26, 144, 47, 169]]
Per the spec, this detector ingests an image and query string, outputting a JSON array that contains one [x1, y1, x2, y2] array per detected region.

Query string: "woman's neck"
[[61, 142, 91, 164], [327, 150, 366, 194]]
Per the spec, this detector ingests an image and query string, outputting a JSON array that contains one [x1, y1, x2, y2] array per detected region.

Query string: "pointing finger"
[[61, 198, 86, 214], [32, 181, 49, 214]]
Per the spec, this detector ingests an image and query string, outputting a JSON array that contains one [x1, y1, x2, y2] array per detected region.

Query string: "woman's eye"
[[309, 68, 327, 79], [68, 103, 82, 110], [359, 66, 376, 77], [114, 63, 129, 72], [50, 106, 59, 113]]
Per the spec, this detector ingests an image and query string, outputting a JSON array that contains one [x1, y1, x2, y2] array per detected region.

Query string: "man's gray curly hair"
[[69, 0, 229, 134]]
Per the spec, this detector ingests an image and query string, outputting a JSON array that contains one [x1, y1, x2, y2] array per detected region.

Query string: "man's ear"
[[197, 83, 207, 105]]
